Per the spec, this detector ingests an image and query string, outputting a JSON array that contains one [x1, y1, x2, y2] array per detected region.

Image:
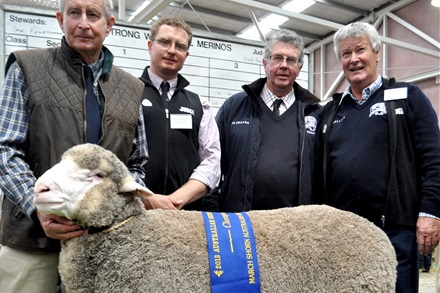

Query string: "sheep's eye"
[[96, 172, 106, 178]]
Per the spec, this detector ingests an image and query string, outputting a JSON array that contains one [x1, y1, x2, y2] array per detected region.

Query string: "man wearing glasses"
[[139, 16, 220, 211], [205, 29, 321, 212]]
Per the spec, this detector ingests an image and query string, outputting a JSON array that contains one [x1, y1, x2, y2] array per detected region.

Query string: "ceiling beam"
[[130, 0, 174, 23], [398, 68, 440, 83], [305, 0, 417, 51], [314, 0, 367, 15], [186, 22, 235, 36], [118, 0, 126, 20], [385, 12, 440, 49], [279, 26, 321, 40], [177, 2, 251, 24], [220, 0, 343, 31], [248, 9, 266, 42], [380, 35, 440, 59]]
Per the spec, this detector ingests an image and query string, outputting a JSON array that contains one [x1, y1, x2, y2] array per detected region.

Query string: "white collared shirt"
[[147, 69, 178, 101], [260, 84, 296, 116]]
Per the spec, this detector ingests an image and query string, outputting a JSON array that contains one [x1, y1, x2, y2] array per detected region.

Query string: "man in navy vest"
[[140, 16, 220, 211], [314, 22, 440, 292], [205, 29, 321, 212]]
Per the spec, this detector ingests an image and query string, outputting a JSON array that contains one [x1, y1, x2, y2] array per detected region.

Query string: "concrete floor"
[[419, 266, 438, 293]]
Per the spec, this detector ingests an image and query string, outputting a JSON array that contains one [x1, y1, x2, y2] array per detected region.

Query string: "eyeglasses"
[[269, 55, 301, 67], [153, 38, 188, 53]]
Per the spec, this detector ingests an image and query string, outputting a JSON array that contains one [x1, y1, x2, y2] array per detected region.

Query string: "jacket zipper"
[[163, 105, 169, 194]]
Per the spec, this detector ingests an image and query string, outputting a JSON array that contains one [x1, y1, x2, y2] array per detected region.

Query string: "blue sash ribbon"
[[202, 212, 261, 293]]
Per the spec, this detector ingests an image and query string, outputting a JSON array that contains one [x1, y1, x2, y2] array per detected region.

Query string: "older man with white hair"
[[314, 21, 440, 293]]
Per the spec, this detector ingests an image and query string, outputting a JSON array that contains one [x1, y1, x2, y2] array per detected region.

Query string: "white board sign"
[[3, 11, 309, 114]]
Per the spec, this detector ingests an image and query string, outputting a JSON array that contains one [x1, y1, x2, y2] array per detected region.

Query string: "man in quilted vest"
[[0, 0, 148, 292]]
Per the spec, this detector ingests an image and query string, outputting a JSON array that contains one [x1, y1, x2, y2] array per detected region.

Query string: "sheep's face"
[[34, 158, 108, 220]]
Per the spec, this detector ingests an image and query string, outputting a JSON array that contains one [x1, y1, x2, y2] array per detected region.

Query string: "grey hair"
[[263, 29, 305, 66], [333, 22, 381, 61], [59, 0, 114, 19]]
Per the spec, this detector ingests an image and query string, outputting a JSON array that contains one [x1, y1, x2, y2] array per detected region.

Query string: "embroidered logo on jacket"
[[305, 116, 317, 134], [179, 106, 195, 116], [369, 103, 387, 117]]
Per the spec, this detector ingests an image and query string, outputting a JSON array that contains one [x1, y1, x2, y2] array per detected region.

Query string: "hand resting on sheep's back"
[[34, 144, 397, 293]]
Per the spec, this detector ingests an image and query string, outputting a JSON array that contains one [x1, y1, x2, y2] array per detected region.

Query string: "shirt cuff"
[[419, 212, 440, 221]]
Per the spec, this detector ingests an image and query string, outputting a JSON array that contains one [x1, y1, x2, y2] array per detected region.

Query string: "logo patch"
[[142, 99, 152, 107], [232, 121, 250, 125], [179, 106, 195, 116], [305, 116, 317, 134], [369, 102, 387, 117]]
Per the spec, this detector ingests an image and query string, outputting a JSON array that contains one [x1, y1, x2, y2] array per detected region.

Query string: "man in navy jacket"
[[314, 22, 440, 293], [206, 29, 321, 212]]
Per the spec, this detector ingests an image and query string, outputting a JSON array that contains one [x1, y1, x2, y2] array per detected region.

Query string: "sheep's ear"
[[118, 179, 153, 197]]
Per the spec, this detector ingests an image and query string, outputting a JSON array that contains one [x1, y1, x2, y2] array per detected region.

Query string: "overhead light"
[[128, 0, 152, 22], [236, 0, 315, 41], [283, 0, 315, 13], [236, 26, 271, 41], [260, 14, 289, 29], [432, 0, 440, 7]]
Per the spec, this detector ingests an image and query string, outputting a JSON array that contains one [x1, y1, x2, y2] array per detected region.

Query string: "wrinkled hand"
[[417, 216, 440, 255], [37, 211, 84, 240], [142, 194, 183, 210]]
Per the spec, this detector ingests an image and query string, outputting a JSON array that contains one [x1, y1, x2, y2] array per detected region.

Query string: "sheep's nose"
[[34, 182, 51, 194]]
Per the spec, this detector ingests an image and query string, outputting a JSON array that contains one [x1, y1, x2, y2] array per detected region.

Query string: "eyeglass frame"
[[268, 54, 302, 67], [152, 38, 189, 53]]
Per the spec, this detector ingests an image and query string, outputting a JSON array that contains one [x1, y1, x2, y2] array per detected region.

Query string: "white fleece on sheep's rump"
[[59, 204, 396, 293]]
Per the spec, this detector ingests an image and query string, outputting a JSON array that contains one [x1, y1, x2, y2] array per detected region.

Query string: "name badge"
[[384, 87, 407, 101], [170, 114, 192, 129]]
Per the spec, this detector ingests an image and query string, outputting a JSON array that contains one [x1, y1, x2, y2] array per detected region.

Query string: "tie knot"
[[161, 81, 170, 92], [84, 66, 94, 79], [272, 99, 283, 117], [273, 99, 283, 109]]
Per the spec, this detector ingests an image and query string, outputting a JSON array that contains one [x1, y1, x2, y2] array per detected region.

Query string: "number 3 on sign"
[[234, 63, 238, 69]]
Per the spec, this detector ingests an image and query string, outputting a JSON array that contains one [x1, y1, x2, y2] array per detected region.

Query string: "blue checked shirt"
[[0, 58, 148, 218], [340, 74, 383, 105]]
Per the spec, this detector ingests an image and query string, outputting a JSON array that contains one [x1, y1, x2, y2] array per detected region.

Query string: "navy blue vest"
[[140, 70, 204, 210]]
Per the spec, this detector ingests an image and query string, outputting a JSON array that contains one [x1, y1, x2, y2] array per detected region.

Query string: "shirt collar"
[[261, 84, 296, 109], [85, 52, 104, 82], [340, 74, 382, 105], [148, 68, 178, 93]]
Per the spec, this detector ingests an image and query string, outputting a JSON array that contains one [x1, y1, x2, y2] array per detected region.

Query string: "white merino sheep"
[[34, 144, 397, 293]]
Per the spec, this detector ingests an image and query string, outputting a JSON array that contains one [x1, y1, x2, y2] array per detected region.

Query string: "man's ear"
[[56, 11, 64, 33], [106, 16, 116, 36]]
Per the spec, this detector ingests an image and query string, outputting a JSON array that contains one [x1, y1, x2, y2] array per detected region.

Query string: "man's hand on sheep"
[[37, 211, 84, 240], [142, 194, 181, 210], [417, 216, 440, 255], [142, 179, 208, 210]]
